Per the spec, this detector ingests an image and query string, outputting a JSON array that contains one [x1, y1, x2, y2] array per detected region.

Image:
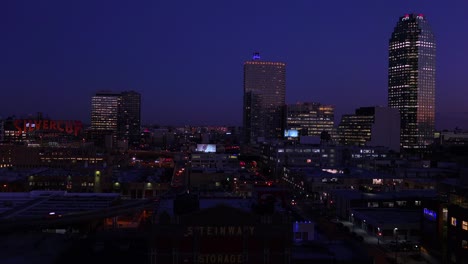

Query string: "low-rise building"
[[153, 195, 292, 264], [331, 189, 437, 220]]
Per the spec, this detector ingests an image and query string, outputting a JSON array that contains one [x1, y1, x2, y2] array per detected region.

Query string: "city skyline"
[[1, 0, 468, 129]]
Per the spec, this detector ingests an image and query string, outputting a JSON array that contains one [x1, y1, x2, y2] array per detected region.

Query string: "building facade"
[[435, 129, 468, 146], [388, 14, 436, 153], [286, 102, 334, 137], [337, 106, 400, 152], [91, 91, 120, 133], [90, 91, 141, 148], [151, 204, 292, 264], [0, 117, 4, 142], [119, 91, 141, 147], [447, 203, 468, 263], [1, 115, 83, 145], [243, 53, 286, 144]]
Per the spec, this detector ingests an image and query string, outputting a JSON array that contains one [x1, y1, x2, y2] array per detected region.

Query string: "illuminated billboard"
[[284, 130, 298, 138], [196, 144, 216, 153]]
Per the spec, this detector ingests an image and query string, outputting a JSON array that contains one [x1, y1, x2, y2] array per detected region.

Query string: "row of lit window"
[[244, 61, 285, 66], [450, 217, 468, 231], [29, 182, 94, 186]]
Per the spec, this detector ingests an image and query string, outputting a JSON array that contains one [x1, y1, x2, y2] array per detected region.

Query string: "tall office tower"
[[388, 14, 436, 153], [337, 107, 400, 152], [119, 91, 141, 147], [91, 91, 121, 133], [90, 91, 141, 148], [243, 52, 286, 144], [0, 117, 4, 142], [287, 102, 334, 137]]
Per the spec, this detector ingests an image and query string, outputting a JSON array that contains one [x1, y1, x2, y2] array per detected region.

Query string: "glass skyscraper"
[[243, 53, 286, 144], [388, 14, 436, 153]]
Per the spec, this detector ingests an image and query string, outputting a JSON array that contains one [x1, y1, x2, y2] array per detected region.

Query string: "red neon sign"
[[14, 119, 83, 136]]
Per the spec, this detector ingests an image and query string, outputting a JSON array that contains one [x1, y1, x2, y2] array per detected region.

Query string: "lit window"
[[463, 240, 468, 249], [451, 217, 457, 226], [463, 221, 468, 231]]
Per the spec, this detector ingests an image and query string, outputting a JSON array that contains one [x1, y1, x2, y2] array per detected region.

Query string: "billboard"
[[196, 144, 216, 153], [284, 130, 298, 138]]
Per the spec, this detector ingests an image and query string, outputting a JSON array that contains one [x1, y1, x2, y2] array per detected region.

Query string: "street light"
[[376, 227, 383, 245], [394, 228, 399, 263]]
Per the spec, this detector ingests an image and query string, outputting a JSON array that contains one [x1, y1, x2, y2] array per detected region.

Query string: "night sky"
[[2, 0, 468, 129]]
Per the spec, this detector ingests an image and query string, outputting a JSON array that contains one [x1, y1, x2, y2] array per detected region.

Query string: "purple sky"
[[1, 0, 468, 129]]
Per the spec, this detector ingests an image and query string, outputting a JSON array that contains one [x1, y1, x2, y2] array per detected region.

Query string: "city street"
[[292, 199, 438, 264]]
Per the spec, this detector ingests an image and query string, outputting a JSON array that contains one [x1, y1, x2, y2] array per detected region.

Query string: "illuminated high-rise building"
[[91, 91, 120, 133], [243, 53, 286, 144], [119, 91, 141, 147], [90, 91, 141, 148], [337, 106, 400, 152], [286, 102, 334, 137], [388, 14, 436, 153]]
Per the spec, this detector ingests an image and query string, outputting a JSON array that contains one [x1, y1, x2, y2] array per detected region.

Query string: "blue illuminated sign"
[[423, 208, 437, 221], [253, 52, 260, 60], [284, 130, 299, 138]]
